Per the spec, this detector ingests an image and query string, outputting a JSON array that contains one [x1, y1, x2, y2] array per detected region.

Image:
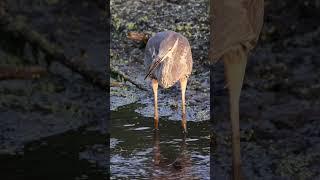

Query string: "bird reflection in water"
[[151, 131, 198, 179]]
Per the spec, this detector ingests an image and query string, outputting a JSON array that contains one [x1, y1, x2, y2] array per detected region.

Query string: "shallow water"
[[0, 103, 209, 180], [111, 104, 210, 179], [0, 124, 108, 180]]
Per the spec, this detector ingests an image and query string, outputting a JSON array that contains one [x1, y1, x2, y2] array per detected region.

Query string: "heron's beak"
[[144, 38, 179, 80], [144, 56, 164, 80]]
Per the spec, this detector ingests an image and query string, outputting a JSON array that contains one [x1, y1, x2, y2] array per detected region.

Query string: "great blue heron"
[[210, 0, 264, 179], [144, 31, 193, 133]]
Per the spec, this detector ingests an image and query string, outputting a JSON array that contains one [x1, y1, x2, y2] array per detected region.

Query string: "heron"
[[144, 31, 193, 133], [210, 0, 264, 179]]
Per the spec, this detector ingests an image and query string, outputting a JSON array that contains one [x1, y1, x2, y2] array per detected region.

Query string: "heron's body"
[[144, 31, 193, 88], [144, 31, 193, 132]]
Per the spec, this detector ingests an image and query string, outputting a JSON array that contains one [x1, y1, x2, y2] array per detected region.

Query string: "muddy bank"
[[110, 0, 210, 121]]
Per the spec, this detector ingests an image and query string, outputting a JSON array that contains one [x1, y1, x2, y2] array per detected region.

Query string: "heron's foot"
[[232, 171, 245, 180], [182, 128, 188, 134], [152, 128, 159, 131], [182, 122, 187, 134], [223, 83, 229, 89], [181, 113, 187, 133], [232, 163, 242, 180], [154, 116, 159, 130]]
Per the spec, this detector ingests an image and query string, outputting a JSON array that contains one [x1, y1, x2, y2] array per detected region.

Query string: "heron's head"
[[144, 33, 180, 80]]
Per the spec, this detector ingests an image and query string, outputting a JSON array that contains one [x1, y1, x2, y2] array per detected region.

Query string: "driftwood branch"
[[110, 67, 148, 91], [0, 16, 108, 90], [127, 32, 150, 45], [0, 66, 47, 80]]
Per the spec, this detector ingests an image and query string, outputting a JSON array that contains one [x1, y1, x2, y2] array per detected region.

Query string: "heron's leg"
[[153, 130, 160, 165], [152, 79, 159, 130], [180, 77, 188, 133], [223, 47, 247, 180]]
